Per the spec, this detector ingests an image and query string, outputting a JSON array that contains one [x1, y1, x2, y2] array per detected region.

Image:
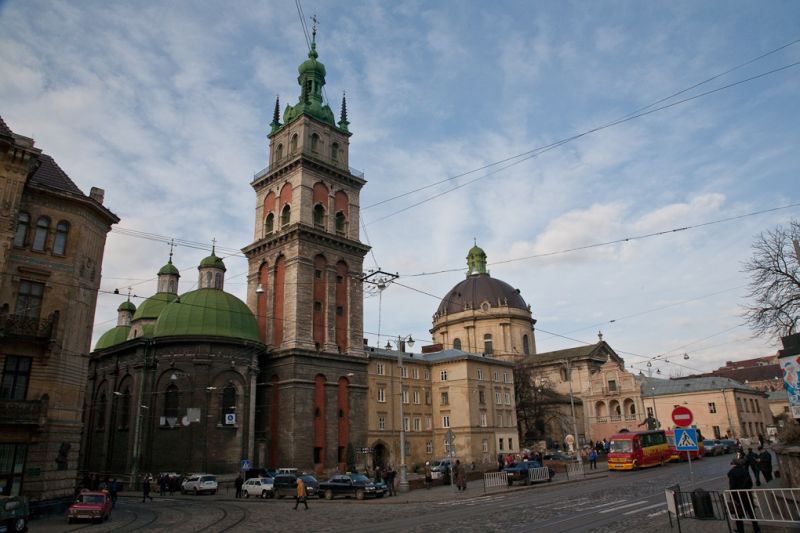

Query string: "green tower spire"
[[466, 240, 488, 276]]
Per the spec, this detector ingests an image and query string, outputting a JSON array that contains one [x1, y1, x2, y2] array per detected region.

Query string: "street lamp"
[[387, 335, 414, 493]]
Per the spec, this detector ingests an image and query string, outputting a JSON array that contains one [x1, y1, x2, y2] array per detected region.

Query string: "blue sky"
[[1, 1, 798, 375]]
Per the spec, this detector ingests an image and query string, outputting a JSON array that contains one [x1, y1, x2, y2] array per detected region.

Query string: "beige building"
[[0, 116, 118, 505], [365, 344, 517, 472]]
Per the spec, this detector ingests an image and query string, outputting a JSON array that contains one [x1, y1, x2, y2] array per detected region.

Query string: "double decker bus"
[[607, 430, 670, 471], [665, 429, 704, 462]]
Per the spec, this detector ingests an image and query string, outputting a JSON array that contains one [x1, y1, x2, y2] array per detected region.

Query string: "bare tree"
[[743, 220, 800, 339], [514, 364, 572, 447]]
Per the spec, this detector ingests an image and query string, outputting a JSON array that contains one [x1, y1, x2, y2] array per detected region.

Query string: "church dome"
[[94, 325, 131, 351], [118, 300, 136, 313], [132, 292, 178, 320], [199, 252, 226, 271], [153, 288, 260, 342], [158, 261, 180, 276], [437, 274, 528, 315]]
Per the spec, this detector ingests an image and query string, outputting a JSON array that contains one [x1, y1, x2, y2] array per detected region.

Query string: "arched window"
[[118, 387, 131, 430], [265, 213, 274, 234], [221, 385, 236, 424], [205, 271, 212, 287], [453, 338, 462, 350], [523, 335, 530, 355], [331, 142, 339, 161], [96, 391, 107, 430], [276, 144, 284, 160], [164, 384, 179, 419], [53, 220, 70, 255], [483, 334, 493, 355], [310, 133, 319, 152], [13, 212, 29, 247], [290, 134, 298, 153], [214, 273, 223, 289], [32, 216, 49, 251], [281, 205, 291, 226], [335, 211, 346, 234], [313, 204, 325, 228]]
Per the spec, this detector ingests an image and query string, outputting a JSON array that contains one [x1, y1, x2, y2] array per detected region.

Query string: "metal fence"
[[483, 472, 508, 492], [528, 467, 551, 483], [565, 462, 586, 480], [665, 485, 731, 533], [724, 488, 800, 525]]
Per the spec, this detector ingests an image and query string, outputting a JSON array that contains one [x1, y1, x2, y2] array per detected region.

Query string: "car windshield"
[[201, 476, 216, 482], [301, 475, 316, 483], [351, 474, 369, 483], [78, 495, 105, 504], [609, 439, 633, 453]]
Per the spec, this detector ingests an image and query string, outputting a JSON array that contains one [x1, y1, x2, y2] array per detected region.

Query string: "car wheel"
[[633, 461, 640, 471], [211, 490, 217, 495], [13, 517, 27, 532], [262, 491, 268, 499], [356, 489, 365, 500], [194, 488, 199, 496], [325, 489, 333, 500], [245, 491, 250, 498]]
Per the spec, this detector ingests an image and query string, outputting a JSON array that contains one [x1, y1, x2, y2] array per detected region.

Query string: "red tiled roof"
[[28, 154, 84, 196]]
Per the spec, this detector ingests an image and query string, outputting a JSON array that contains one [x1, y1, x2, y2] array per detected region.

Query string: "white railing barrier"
[[566, 462, 585, 479], [724, 488, 800, 525], [528, 466, 551, 483], [483, 472, 508, 492]]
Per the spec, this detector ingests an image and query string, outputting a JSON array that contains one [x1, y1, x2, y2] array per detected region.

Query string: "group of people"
[[373, 465, 397, 495], [579, 447, 599, 469]]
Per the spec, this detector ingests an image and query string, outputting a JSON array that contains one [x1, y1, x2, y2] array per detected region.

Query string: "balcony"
[[0, 312, 58, 341], [0, 399, 45, 425]]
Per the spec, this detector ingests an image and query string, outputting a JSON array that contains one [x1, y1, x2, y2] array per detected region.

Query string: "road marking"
[[587, 499, 627, 509], [599, 501, 648, 513], [648, 509, 668, 518], [623, 502, 664, 515], [553, 498, 591, 509]]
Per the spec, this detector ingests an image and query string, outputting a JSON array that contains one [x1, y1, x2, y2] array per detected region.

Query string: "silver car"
[[181, 474, 218, 495], [242, 477, 274, 499]]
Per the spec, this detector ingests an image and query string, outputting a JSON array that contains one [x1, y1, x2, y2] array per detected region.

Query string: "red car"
[[67, 491, 112, 524]]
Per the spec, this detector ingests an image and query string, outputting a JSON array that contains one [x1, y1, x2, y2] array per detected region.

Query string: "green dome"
[[132, 292, 178, 321], [118, 300, 137, 313], [199, 253, 226, 271], [299, 53, 326, 78], [141, 323, 155, 338], [95, 326, 131, 351], [153, 288, 260, 342], [158, 261, 180, 276]]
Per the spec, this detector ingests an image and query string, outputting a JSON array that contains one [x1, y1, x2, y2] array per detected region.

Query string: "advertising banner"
[[779, 354, 800, 419]]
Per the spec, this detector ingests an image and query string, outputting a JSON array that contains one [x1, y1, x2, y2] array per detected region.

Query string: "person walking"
[[588, 449, 598, 470], [235, 474, 244, 499], [757, 447, 773, 483], [293, 476, 308, 510], [424, 462, 432, 489], [745, 448, 762, 486], [142, 476, 153, 503], [455, 460, 467, 491], [109, 478, 119, 509], [728, 458, 761, 533], [159, 474, 167, 496], [386, 466, 396, 496]]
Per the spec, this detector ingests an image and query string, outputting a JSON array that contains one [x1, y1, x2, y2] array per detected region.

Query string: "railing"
[[0, 312, 57, 339], [527, 467, 551, 483], [665, 485, 731, 533], [724, 488, 800, 525], [0, 399, 43, 425], [565, 462, 586, 479], [483, 472, 508, 493], [252, 162, 364, 181]]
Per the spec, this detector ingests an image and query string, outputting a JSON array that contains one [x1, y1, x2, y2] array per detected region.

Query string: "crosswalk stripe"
[[623, 502, 664, 515], [600, 501, 648, 514], [648, 509, 668, 518], [588, 499, 627, 509]]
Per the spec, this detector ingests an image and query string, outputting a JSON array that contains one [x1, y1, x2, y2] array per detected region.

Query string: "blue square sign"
[[675, 428, 699, 451]]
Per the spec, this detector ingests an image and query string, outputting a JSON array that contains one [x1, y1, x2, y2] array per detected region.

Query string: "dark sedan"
[[299, 474, 320, 498], [503, 461, 554, 486]]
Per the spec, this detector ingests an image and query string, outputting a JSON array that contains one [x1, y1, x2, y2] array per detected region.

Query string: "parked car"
[[181, 474, 218, 495], [429, 459, 455, 481], [717, 439, 736, 454], [503, 461, 554, 486], [0, 495, 30, 532], [67, 491, 112, 524], [543, 451, 574, 461], [242, 477, 274, 498], [702, 440, 723, 456], [319, 473, 385, 500], [299, 474, 320, 498], [272, 474, 298, 499]]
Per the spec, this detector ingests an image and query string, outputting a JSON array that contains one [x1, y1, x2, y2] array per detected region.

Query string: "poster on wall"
[[779, 354, 800, 419]]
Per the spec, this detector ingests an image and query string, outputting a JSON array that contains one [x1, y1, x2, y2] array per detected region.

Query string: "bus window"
[[610, 440, 632, 453]]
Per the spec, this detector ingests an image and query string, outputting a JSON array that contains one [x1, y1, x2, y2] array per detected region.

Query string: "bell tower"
[[243, 24, 370, 474]]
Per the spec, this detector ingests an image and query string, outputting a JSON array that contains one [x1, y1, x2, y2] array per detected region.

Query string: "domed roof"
[[132, 292, 178, 321], [158, 260, 180, 276], [118, 300, 136, 313], [437, 274, 528, 316], [199, 252, 226, 271], [94, 325, 131, 351], [153, 288, 260, 342]]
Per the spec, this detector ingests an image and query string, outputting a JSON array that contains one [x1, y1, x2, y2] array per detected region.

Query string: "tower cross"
[[168, 238, 176, 262]]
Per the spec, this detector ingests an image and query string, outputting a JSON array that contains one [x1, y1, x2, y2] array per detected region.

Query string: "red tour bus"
[[665, 429, 704, 462], [607, 430, 670, 471]]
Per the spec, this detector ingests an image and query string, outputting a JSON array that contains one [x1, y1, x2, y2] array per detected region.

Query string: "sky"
[[1, 1, 799, 377]]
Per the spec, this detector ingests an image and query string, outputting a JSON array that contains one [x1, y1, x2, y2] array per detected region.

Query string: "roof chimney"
[[90, 187, 105, 204]]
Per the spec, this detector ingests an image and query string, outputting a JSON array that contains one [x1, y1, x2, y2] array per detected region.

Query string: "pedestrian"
[[386, 466, 396, 496], [455, 460, 467, 491], [109, 478, 119, 509], [757, 433, 765, 448], [497, 454, 504, 472], [728, 458, 761, 533], [580, 447, 588, 464], [159, 474, 167, 496], [235, 473, 244, 498], [745, 448, 762, 486], [142, 476, 153, 503], [293, 476, 308, 510], [588, 449, 598, 470], [374, 466, 383, 485], [757, 447, 773, 483], [735, 439, 744, 458], [424, 462, 432, 489]]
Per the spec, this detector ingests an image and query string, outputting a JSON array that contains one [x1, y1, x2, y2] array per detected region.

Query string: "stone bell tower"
[[242, 24, 370, 474]]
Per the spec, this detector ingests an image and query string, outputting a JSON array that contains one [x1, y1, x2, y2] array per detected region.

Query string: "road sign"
[[671, 406, 694, 427], [675, 428, 699, 451], [240, 459, 251, 471]]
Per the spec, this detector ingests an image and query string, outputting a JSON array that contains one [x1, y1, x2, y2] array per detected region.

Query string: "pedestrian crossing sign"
[[675, 428, 698, 451]]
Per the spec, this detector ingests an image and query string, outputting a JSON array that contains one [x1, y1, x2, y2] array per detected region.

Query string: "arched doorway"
[[373, 442, 389, 470]]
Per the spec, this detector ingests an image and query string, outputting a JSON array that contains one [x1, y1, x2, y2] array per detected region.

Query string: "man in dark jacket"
[[728, 458, 761, 533], [757, 447, 773, 483], [745, 448, 762, 486], [234, 474, 244, 498]]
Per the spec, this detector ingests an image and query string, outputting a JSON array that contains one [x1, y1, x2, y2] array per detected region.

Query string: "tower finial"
[[126, 287, 132, 302], [271, 94, 281, 132], [211, 237, 217, 256], [309, 15, 319, 58], [338, 91, 350, 132], [168, 238, 176, 263]]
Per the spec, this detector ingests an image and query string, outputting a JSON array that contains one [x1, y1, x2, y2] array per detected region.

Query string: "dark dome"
[[437, 274, 527, 315]]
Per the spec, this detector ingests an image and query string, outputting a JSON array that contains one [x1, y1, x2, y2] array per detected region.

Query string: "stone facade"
[[0, 116, 118, 505]]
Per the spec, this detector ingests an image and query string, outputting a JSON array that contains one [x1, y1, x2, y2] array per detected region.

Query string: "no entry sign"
[[671, 406, 694, 427]]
